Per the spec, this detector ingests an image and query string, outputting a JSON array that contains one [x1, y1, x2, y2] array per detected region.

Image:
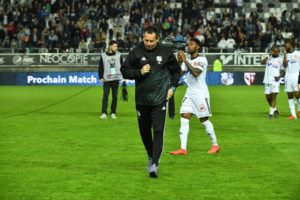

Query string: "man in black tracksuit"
[[121, 26, 180, 178]]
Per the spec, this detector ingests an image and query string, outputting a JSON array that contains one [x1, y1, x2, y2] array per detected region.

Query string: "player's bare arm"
[[261, 56, 269, 65], [283, 48, 288, 68]]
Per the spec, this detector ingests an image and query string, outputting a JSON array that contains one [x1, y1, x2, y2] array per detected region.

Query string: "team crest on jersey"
[[156, 56, 162, 64], [193, 62, 201, 67], [289, 55, 298, 63], [141, 57, 147, 61], [244, 72, 256, 86], [272, 61, 280, 68], [199, 103, 206, 112]]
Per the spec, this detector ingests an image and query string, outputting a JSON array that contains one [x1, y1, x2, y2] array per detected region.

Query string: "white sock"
[[297, 99, 300, 112], [288, 99, 296, 117], [269, 107, 276, 115], [180, 118, 189, 150], [202, 120, 218, 145]]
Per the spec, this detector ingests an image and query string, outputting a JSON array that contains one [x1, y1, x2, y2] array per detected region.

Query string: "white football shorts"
[[264, 82, 280, 94], [180, 96, 212, 118], [284, 78, 299, 92]]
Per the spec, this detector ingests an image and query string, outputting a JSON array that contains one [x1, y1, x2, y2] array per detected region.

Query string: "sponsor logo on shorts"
[[199, 103, 206, 112]]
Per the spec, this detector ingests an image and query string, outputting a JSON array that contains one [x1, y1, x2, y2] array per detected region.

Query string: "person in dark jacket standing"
[[121, 26, 181, 178], [99, 40, 123, 119]]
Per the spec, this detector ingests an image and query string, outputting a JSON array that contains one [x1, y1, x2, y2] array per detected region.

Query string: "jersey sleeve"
[[121, 50, 142, 79], [198, 57, 208, 71], [181, 62, 187, 71]]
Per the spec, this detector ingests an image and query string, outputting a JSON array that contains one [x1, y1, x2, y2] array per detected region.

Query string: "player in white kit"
[[283, 40, 300, 119], [261, 46, 284, 119], [170, 38, 220, 155]]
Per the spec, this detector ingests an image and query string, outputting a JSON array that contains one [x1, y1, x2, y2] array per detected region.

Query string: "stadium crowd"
[[0, 0, 299, 52]]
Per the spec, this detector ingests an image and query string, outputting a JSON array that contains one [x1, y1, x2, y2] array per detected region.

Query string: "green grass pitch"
[[0, 85, 299, 200]]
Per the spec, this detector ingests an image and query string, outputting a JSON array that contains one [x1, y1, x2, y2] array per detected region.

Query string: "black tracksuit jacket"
[[121, 43, 181, 105]]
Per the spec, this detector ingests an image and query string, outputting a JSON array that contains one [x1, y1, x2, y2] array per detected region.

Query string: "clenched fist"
[[177, 50, 186, 62], [141, 64, 151, 75]]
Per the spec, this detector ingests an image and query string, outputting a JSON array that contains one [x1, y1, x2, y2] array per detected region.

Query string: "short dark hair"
[[190, 38, 202, 47], [286, 39, 295, 48], [143, 26, 159, 38], [109, 40, 118, 46], [271, 45, 279, 51]]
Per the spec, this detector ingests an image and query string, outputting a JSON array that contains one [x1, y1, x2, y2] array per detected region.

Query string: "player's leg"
[[100, 82, 110, 119], [196, 97, 219, 154], [136, 104, 153, 167], [285, 80, 297, 119], [270, 93, 279, 118], [270, 82, 280, 118], [297, 76, 300, 117], [170, 97, 193, 155], [265, 94, 271, 106], [110, 80, 119, 117], [295, 90, 300, 118], [199, 117, 220, 154], [287, 92, 296, 119], [265, 94, 273, 118], [264, 84, 275, 118], [150, 101, 168, 177]]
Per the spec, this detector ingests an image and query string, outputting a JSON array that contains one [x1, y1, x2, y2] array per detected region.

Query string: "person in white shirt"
[[261, 45, 284, 119], [217, 36, 227, 49], [170, 38, 220, 155], [283, 40, 300, 119], [227, 35, 236, 49]]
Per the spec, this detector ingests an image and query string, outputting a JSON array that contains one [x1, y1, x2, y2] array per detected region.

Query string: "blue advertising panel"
[[0, 71, 265, 86]]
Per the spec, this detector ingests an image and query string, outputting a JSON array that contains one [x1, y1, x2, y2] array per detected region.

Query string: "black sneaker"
[[268, 114, 273, 119], [274, 110, 279, 118], [149, 164, 158, 178]]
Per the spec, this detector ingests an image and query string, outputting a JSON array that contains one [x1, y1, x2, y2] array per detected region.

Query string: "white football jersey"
[[181, 56, 209, 98], [263, 56, 284, 84], [285, 50, 300, 80]]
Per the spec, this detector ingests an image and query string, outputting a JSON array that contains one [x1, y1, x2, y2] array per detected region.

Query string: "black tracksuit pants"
[[136, 101, 167, 166], [168, 95, 175, 118], [101, 80, 119, 114]]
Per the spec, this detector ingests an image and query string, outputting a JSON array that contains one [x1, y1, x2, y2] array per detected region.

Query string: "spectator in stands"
[[274, 29, 284, 46], [217, 35, 227, 49], [174, 30, 185, 43], [227, 34, 236, 50], [48, 29, 58, 49], [268, 14, 278, 31], [2, 36, 11, 48], [0, 0, 299, 52], [78, 39, 87, 50]]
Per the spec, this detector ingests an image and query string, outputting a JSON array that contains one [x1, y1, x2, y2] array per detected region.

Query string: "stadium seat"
[[264, 13, 270, 20], [261, 22, 266, 33], [292, 3, 298, 8], [215, 8, 221, 14], [258, 8, 264, 13], [269, 8, 275, 14], [281, 3, 287, 10], [257, 3, 263, 8], [268, 3, 275, 8], [282, 32, 293, 39]]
